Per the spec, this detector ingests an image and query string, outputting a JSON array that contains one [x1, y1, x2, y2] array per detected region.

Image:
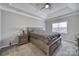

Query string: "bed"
[[27, 27, 61, 56]]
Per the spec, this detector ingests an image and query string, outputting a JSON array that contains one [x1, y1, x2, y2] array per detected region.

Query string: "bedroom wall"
[[0, 9, 1, 40], [0, 10, 45, 49], [0, 9, 2, 49], [45, 13, 79, 43]]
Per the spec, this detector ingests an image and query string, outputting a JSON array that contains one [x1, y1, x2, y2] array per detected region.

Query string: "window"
[[52, 21, 67, 33]]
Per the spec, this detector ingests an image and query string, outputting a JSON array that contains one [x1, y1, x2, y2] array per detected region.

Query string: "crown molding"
[[0, 4, 45, 21], [46, 10, 79, 22]]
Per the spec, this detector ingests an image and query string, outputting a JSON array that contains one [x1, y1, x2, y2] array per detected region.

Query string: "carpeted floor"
[[53, 40, 78, 56], [0, 43, 45, 56], [0, 40, 78, 56]]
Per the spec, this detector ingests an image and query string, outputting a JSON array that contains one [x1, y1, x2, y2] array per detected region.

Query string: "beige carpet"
[[1, 40, 78, 56], [1, 43, 45, 56], [53, 40, 78, 56]]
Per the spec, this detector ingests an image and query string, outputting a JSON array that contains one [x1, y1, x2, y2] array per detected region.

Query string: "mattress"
[[29, 30, 61, 45]]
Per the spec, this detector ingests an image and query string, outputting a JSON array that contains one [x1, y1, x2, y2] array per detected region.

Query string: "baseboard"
[[0, 43, 18, 50]]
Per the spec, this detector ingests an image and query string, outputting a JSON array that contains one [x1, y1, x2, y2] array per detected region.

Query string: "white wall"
[[45, 14, 79, 43], [0, 10, 45, 49], [0, 9, 1, 40], [0, 10, 1, 40], [0, 9, 2, 49]]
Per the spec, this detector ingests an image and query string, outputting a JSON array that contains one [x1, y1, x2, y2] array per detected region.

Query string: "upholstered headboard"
[[27, 27, 44, 32]]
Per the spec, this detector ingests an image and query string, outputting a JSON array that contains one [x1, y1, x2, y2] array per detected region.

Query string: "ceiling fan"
[[40, 3, 51, 10]]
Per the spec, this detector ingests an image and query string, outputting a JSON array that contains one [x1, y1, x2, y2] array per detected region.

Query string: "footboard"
[[30, 37, 49, 55], [30, 37, 61, 56], [49, 37, 61, 55]]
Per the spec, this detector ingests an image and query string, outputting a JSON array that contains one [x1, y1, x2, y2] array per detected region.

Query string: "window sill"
[[52, 31, 68, 35]]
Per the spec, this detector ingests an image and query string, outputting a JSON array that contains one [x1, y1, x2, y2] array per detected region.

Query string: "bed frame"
[[27, 27, 61, 56], [30, 36, 61, 56]]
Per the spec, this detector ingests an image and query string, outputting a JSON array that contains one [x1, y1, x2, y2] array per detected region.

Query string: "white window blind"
[[52, 21, 67, 33]]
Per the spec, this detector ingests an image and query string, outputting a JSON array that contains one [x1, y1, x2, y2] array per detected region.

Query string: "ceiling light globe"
[[45, 4, 49, 8]]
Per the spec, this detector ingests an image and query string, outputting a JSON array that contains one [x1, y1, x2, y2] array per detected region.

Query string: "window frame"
[[52, 21, 68, 33]]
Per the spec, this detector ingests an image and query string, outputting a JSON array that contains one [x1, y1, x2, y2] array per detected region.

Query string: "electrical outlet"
[[9, 41, 12, 46]]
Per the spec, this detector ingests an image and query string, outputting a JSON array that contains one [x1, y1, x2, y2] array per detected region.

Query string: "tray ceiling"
[[0, 3, 79, 20]]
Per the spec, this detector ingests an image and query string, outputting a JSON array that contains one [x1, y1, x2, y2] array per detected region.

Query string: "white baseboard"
[[0, 43, 17, 49]]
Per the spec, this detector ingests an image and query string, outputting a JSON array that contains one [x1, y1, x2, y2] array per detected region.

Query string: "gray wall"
[[0, 10, 45, 49], [45, 14, 79, 43], [0, 9, 1, 40]]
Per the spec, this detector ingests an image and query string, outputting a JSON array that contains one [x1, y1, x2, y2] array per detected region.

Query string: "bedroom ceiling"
[[0, 3, 79, 20], [28, 3, 66, 14]]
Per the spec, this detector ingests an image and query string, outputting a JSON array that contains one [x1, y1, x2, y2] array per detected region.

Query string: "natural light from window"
[[52, 21, 67, 33]]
